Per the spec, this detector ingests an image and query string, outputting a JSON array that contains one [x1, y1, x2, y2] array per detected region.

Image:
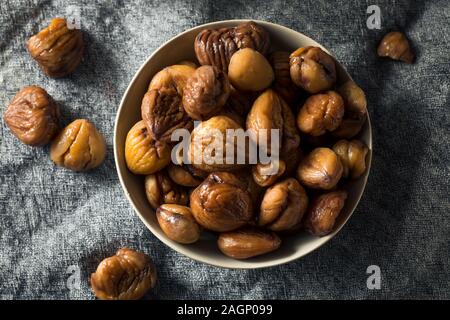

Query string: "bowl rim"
[[114, 19, 372, 269]]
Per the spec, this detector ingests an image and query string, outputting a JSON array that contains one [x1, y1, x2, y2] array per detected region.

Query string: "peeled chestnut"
[[246, 89, 300, 155], [269, 51, 300, 104], [167, 163, 206, 187], [124, 120, 171, 175], [189, 115, 244, 172], [145, 171, 189, 209], [297, 91, 345, 136], [90, 248, 157, 300], [27, 18, 84, 78], [218, 227, 281, 259], [141, 87, 193, 142], [333, 139, 369, 179], [4, 86, 60, 146], [190, 172, 253, 232], [194, 21, 270, 73], [182, 65, 230, 120], [290, 46, 336, 94], [377, 31, 414, 63], [332, 81, 367, 139], [252, 160, 286, 187], [156, 204, 201, 244], [297, 148, 343, 190], [259, 178, 308, 231], [304, 190, 348, 236], [228, 48, 274, 91], [148, 64, 196, 94], [50, 119, 106, 171]]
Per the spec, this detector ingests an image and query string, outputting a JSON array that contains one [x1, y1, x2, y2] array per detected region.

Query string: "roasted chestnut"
[[228, 48, 274, 91], [4, 86, 60, 146], [246, 89, 300, 155], [269, 51, 300, 104], [148, 64, 196, 95], [189, 115, 244, 172], [90, 248, 157, 300], [167, 163, 207, 187], [290, 46, 336, 94], [156, 204, 201, 244], [50, 119, 106, 171], [218, 227, 281, 259], [194, 21, 270, 73], [377, 31, 414, 63], [27, 18, 84, 78], [141, 87, 193, 142], [296, 148, 343, 190], [259, 178, 308, 231], [124, 120, 171, 175], [190, 172, 253, 232], [333, 81, 367, 139], [182, 65, 230, 120], [333, 139, 369, 179], [145, 171, 189, 209], [252, 160, 286, 187], [304, 190, 348, 236], [296, 91, 344, 136]]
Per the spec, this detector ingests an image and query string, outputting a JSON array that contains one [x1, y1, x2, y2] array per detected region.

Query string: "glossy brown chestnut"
[[90, 248, 157, 300], [332, 139, 369, 179], [296, 148, 343, 190], [145, 171, 189, 210], [304, 190, 348, 236], [290, 46, 336, 94], [190, 172, 253, 232], [182, 65, 230, 120], [218, 227, 281, 259], [259, 178, 309, 231], [4, 86, 60, 146], [156, 204, 201, 244], [27, 18, 84, 77], [377, 31, 414, 63], [296, 91, 345, 136]]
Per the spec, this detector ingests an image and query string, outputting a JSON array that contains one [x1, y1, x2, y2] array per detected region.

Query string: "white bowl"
[[114, 20, 372, 269]]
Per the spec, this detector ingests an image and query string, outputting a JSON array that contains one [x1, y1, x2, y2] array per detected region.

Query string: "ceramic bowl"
[[114, 20, 372, 269]]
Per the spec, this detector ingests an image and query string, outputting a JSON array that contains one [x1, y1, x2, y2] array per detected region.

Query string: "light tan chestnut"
[[124, 120, 171, 175], [259, 178, 309, 231], [252, 160, 286, 187], [91, 248, 157, 300], [182, 65, 230, 120], [304, 190, 348, 236], [218, 227, 281, 259], [297, 91, 344, 136], [148, 64, 196, 94], [228, 48, 274, 91], [156, 204, 201, 244], [189, 115, 244, 172], [333, 81, 367, 139], [190, 172, 253, 232], [332, 139, 369, 179], [145, 171, 189, 210], [297, 148, 343, 190], [50, 119, 106, 171], [289, 46, 336, 94]]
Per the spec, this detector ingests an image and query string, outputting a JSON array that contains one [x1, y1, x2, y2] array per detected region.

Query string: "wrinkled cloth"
[[0, 0, 449, 299]]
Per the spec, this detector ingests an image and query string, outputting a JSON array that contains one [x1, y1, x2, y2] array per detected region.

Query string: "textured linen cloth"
[[0, 0, 449, 299]]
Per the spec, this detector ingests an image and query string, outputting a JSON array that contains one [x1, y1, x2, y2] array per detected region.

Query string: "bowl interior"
[[114, 20, 372, 269]]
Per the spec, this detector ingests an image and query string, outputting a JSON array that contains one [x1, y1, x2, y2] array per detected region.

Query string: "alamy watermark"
[[65, 5, 81, 30], [366, 5, 381, 30], [366, 265, 381, 290]]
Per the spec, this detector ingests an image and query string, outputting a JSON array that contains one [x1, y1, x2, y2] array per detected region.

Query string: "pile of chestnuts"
[[124, 21, 371, 260]]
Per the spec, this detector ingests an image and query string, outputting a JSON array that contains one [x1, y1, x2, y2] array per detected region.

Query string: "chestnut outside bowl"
[[114, 20, 372, 269]]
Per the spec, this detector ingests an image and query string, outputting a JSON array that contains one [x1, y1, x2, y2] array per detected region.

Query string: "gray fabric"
[[0, 0, 449, 300]]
